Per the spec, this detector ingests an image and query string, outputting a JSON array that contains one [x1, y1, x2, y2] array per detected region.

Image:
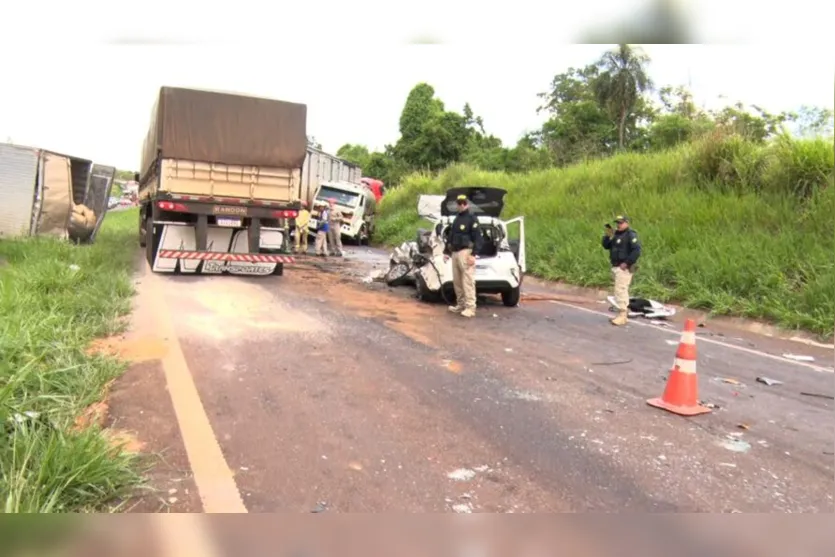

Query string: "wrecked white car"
[[405, 187, 526, 307]]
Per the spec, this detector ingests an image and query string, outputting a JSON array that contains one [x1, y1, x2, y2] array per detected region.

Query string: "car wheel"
[[386, 262, 412, 287], [502, 286, 521, 307], [416, 273, 435, 302]]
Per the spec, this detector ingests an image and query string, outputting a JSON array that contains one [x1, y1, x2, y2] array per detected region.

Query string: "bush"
[[376, 136, 834, 338]]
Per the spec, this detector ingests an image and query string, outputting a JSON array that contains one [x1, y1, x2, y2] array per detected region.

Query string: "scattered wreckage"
[[607, 296, 677, 320], [384, 187, 526, 307]]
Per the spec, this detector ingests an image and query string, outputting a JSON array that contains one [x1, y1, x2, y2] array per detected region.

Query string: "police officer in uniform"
[[601, 215, 642, 326], [447, 194, 483, 318]]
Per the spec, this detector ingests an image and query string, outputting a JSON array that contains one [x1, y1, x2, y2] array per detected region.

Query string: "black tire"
[[385, 261, 413, 287], [502, 286, 521, 307], [415, 273, 436, 303], [358, 225, 369, 246], [145, 216, 160, 268], [272, 263, 284, 276], [138, 208, 147, 247]]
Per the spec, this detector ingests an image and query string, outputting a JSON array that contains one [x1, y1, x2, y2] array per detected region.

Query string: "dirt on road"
[[102, 247, 834, 516]]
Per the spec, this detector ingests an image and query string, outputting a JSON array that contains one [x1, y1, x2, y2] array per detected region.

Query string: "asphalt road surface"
[[107, 246, 834, 515]]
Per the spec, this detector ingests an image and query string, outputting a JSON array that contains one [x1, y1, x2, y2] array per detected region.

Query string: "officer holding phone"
[[601, 215, 641, 326]]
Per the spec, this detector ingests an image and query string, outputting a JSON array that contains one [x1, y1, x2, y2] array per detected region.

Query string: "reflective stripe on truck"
[[157, 250, 295, 263]]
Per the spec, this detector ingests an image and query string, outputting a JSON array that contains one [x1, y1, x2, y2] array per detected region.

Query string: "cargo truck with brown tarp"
[[138, 86, 307, 275]]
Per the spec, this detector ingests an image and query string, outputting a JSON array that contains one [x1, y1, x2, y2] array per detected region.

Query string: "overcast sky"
[[0, 1, 832, 170]]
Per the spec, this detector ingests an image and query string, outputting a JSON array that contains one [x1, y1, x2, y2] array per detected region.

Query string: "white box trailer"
[[299, 147, 362, 206]]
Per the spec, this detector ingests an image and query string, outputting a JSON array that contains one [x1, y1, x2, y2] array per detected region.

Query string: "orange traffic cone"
[[647, 319, 712, 416]]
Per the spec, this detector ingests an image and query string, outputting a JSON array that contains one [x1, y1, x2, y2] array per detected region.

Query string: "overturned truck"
[[138, 87, 306, 275]]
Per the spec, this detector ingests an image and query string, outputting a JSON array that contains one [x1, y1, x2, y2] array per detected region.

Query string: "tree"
[[791, 105, 835, 138], [711, 102, 791, 143], [336, 143, 371, 169], [394, 83, 470, 170], [646, 86, 714, 150], [593, 44, 653, 149], [537, 65, 618, 165]]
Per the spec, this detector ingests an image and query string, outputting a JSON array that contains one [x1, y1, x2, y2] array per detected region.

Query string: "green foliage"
[[0, 209, 144, 512], [375, 136, 835, 338], [338, 43, 830, 189]]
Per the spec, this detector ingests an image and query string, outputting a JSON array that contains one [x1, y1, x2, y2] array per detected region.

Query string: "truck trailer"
[[138, 87, 305, 276]]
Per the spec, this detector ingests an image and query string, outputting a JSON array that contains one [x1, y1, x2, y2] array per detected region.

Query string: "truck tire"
[[272, 263, 284, 276], [138, 208, 147, 247], [145, 216, 160, 268], [359, 224, 369, 246], [502, 286, 521, 307]]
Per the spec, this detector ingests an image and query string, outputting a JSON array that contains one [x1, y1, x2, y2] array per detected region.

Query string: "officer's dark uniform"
[[601, 216, 641, 325], [447, 196, 483, 316]]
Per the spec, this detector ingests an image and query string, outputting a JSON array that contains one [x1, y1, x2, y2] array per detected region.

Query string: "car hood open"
[[440, 187, 507, 218]]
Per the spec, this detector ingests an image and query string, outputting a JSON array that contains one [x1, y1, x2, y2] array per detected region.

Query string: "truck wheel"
[[138, 208, 147, 247], [359, 224, 369, 246], [272, 263, 284, 276], [502, 286, 521, 307], [145, 216, 160, 267]]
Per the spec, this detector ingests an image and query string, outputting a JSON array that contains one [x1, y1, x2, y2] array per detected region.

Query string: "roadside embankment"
[[375, 134, 834, 339], [0, 208, 143, 512]]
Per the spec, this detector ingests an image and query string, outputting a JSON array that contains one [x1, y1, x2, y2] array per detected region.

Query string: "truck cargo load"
[[140, 87, 307, 180]]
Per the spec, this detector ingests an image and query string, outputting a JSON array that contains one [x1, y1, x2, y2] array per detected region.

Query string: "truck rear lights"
[[157, 201, 188, 212], [272, 210, 298, 219]]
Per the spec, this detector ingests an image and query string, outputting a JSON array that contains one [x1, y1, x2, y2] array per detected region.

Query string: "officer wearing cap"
[[601, 215, 641, 326], [447, 194, 482, 318]]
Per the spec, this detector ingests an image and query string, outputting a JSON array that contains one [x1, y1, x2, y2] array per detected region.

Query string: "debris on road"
[[718, 377, 742, 386], [447, 468, 477, 482], [590, 358, 633, 366], [606, 296, 676, 320], [756, 376, 783, 387], [719, 436, 752, 453], [800, 392, 834, 400], [737, 423, 750, 431], [362, 269, 387, 284], [782, 353, 815, 362], [311, 501, 328, 513], [451, 502, 473, 513]]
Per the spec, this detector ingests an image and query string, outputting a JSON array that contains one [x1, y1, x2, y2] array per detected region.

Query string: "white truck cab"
[[308, 180, 377, 245]]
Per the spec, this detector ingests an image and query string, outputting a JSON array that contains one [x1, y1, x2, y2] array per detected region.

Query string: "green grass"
[[0, 208, 144, 512], [376, 134, 835, 339]]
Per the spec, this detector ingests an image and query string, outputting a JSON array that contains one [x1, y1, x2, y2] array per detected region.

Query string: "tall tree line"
[[337, 44, 834, 187]]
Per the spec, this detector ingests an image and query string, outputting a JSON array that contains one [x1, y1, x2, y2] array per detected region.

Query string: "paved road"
[[108, 246, 834, 514]]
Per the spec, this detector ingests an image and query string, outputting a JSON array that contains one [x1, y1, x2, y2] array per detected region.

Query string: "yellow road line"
[[145, 264, 248, 513]]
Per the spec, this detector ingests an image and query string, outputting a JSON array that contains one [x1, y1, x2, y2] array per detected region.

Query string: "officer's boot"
[[610, 311, 629, 326]]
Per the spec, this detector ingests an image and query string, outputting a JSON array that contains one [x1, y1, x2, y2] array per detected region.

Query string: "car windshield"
[[317, 186, 360, 208]]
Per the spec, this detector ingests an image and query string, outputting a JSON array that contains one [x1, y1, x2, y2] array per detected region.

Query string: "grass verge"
[[375, 134, 835, 339], [0, 208, 143, 512]]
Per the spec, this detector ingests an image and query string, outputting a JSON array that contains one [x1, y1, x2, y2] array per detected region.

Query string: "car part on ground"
[[607, 296, 677, 319]]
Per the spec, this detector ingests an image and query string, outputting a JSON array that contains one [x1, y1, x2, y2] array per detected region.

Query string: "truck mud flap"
[[152, 224, 292, 276]]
